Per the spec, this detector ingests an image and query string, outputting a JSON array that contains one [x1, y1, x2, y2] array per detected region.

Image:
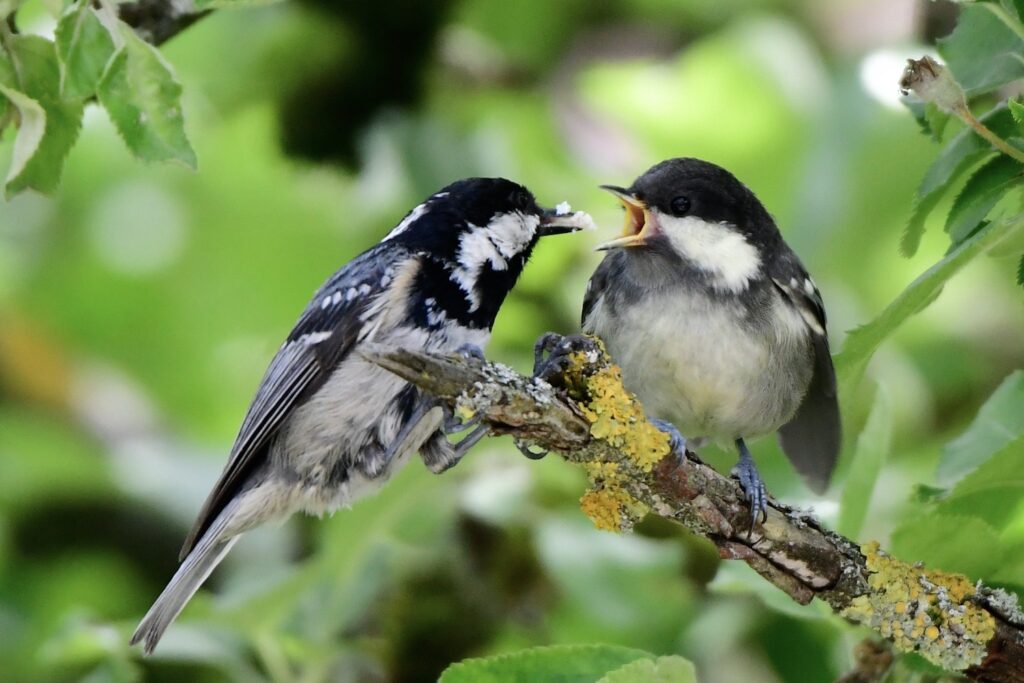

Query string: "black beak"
[[598, 184, 633, 199], [537, 206, 595, 237]]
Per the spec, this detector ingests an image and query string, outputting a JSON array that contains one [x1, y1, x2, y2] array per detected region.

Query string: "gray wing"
[[180, 245, 405, 558], [581, 253, 617, 329], [770, 251, 841, 494]]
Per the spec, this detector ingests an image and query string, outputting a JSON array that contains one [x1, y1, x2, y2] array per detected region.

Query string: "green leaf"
[[39, 0, 63, 17], [97, 26, 196, 168], [939, 4, 1024, 96], [56, 0, 117, 99], [910, 484, 947, 505], [836, 216, 1024, 385], [904, 100, 953, 142], [837, 384, 892, 538], [891, 513, 1005, 578], [938, 371, 1024, 485], [935, 438, 1024, 530], [0, 0, 21, 20], [990, 0, 1024, 40], [0, 49, 14, 123], [0, 85, 46, 189], [0, 35, 83, 195], [945, 154, 1024, 245], [1018, 253, 1024, 286], [598, 656, 698, 683], [439, 645, 654, 683], [901, 107, 1016, 256], [1010, 98, 1024, 129], [924, 102, 952, 141]]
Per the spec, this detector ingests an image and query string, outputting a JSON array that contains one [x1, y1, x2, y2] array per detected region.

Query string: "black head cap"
[[390, 178, 555, 329], [391, 177, 543, 253], [630, 158, 779, 245]]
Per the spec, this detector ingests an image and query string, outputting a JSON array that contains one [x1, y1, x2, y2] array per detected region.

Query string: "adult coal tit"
[[580, 158, 840, 525], [131, 178, 593, 653]]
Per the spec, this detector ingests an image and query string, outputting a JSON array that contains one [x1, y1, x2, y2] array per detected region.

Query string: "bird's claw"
[[649, 418, 688, 465], [532, 332, 601, 383], [731, 449, 768, 536], [441, 344, 487, 433], [514, 438, 548, 460], [532, 332, 566, 378], [443, 405, 482, 435], [456, 343, 486, 362]]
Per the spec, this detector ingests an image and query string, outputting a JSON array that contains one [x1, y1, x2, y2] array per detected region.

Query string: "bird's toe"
[[649, 418, 689, 465], [514, 438, 549, 460]]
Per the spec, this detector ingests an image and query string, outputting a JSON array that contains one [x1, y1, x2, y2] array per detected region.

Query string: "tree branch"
[[117, 0, 211, 46], [362, 337, 1024, 682]]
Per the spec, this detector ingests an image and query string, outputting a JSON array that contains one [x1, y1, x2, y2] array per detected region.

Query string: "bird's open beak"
[[537, 204, 597, 237], [595, 185, 655, 251]]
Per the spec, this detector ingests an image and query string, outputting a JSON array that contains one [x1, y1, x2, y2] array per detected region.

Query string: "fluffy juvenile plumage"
[[583, 158, 840, 518], [132, 178, 588, 653]]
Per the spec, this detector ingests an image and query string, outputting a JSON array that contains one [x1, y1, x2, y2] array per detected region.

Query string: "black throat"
[[410, 250, 534, 330]]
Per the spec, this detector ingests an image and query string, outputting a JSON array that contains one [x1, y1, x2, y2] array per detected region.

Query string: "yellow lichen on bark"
[[557, 339, 667, 531], [842, 541, 996, 671], [579, 461, 648, 531], [579, 489, 631, 531], [567, 346, 669, 472]]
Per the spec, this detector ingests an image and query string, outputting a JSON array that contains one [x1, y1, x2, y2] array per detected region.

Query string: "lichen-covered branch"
[[362, 338, 1024, 682]]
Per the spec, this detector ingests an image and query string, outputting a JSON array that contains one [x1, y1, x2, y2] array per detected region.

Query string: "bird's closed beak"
[[537, 204, 597, 237], [595, 186, 655, 251]]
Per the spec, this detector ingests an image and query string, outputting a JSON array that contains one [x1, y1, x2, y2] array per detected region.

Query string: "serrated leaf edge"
[[0, 84, 47, 193]]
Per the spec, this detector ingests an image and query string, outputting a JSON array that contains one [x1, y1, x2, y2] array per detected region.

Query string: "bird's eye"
[[670, 196, 691, 216], [512, 190, 533, 212]]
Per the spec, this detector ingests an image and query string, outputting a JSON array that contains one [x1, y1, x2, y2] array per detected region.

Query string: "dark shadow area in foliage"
[[280, 0, 456, 166], [12, 499, 184, 591]]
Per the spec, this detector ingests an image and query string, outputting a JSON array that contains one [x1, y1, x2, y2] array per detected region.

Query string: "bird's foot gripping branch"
[[363, 337, 1024, 681]]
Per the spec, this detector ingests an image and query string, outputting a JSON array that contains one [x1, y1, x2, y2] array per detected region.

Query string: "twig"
[[363, 339, 1024, 682], [117, 0, 211, 46], [900, 55, 1024, 165]]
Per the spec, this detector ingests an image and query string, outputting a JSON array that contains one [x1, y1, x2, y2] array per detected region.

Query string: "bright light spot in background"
[[88, 181, 188, 275], [738, 18, 829, 113], [860, 48, 932, 110]]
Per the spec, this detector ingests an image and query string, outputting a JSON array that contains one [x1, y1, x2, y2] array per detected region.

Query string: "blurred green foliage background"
[[1, 0, 1022, 681]]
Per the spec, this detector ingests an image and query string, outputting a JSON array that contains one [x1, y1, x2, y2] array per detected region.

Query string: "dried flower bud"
[[899, 56, 968, 115]]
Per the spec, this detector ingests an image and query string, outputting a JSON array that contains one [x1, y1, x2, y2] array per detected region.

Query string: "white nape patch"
[[659, 214, 761, 293], [383, 202, 428, 241], [381, 191, 451, 242], [452, 211, 539, 311], [555, 201, 572, 215]]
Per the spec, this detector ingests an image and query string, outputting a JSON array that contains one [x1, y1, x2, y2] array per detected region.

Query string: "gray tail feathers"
[[130, 504, 241, 655]]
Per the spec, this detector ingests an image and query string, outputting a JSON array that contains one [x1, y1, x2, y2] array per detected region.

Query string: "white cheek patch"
[[660, 214, 761, 293], [487, 211, 540, 259], [451, 211, 538, 312]]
